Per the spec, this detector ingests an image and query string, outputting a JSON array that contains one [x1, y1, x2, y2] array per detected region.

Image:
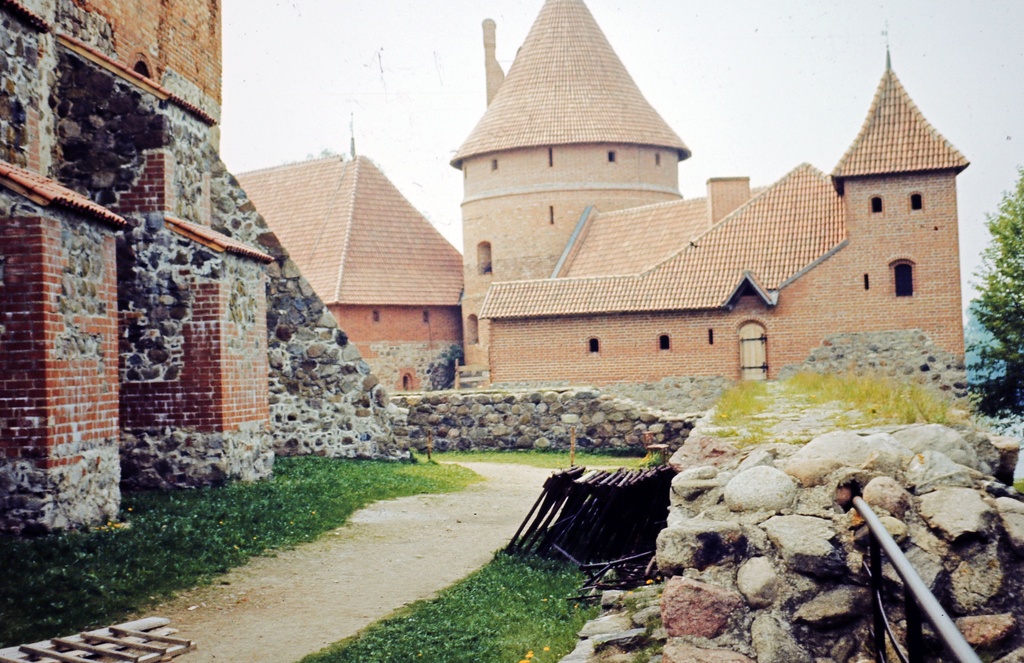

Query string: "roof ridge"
[[332, 158, 360, 303], [236, 155, 346, 178]]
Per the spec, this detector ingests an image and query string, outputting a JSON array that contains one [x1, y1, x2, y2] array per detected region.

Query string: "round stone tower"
[[453, 0, 691, 368]]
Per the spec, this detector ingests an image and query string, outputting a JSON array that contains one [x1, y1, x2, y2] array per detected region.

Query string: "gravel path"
[[145, 462, 553, 663]]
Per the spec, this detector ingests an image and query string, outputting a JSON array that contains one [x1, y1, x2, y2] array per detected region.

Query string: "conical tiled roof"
[[833, 61, 968, 180], [238, 156, 463, 307], [452, 0, 689, 167]]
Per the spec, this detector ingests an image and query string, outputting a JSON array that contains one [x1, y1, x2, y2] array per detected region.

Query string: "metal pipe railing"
[[852, 496, 982, 663]]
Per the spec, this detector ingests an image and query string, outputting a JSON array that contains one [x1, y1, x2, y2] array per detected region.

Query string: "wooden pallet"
[[0, 618, 194, 663]]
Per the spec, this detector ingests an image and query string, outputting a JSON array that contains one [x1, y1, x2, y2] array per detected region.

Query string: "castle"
[[454, 0, 968, 394]]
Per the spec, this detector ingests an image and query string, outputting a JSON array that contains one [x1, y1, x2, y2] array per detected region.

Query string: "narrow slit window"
[[871, 196, 883, 213], [864, 274, 870, 290], [549, 206, 554, 224], [588, 338, 600, 353], [608, 151, 616, 163], [708, 329, 714, 345], [655, 152, 661, 166], [548, 147, 553, 167], [423, 310, 430, 323], [372, 310, 380, 323], [659, 335, 670, 350], [911, 193, 923, 210], [491, 159, 498, 171], [477, 241, 492, 275]]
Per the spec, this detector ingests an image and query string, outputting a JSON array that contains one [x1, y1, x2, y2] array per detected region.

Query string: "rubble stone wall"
[[392, 388, 700, 453]]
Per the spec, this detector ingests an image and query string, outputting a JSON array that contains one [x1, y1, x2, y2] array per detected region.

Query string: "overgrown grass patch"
[[301, 552, 595, 663], [419, 448, 646, 469], [783, 371, 966, 425], [713, 380, 770, 425], [0, 458, 479, 647]]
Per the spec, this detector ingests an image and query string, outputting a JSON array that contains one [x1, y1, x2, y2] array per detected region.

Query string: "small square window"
[[372, 310, 380, 322], [911, 194, 923, 211], [659, 335, 670, 350], [588, 338, 600, 353], [608, 151, 616, 163], [871, 197, 883, 213], [491, 159, 498, 171]]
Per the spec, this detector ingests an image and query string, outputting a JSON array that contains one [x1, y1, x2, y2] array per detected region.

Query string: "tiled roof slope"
[[452, 0, 689, 167], [481, 164, 845, 319], [0, 160, 126, 227], [238, 156, 463, 307], [164, 215, 273, 263], [833, 62, 968, 179], [560, 197, 709, 277]]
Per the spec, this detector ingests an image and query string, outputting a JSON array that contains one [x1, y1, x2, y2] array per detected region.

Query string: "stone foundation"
[[780, 330, 968, 398], [0, 445, 120, 535], [120, 424, 273, 490], [392, 388, 701, 453]]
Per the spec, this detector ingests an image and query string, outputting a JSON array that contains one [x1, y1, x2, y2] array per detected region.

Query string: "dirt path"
[[146, 462, 553, 662]]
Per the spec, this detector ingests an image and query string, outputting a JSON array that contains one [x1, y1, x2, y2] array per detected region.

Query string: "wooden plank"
[[80, 635, 168, 655], [52, 638, 156, 662], [107, 630, 191, 649], [19, 646, 95, 663]]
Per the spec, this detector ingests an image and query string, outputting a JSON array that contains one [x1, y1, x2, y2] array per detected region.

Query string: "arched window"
[[894, 263, 914, 297], [477, 241, 492, 275], [402, 374, 413, 391], [588, 338, 600, 353], [133, 59, 151, 78], [466, 315, 479, 345], [910, 193, 923, 211], [871, 197, 883, 213], [658, 334, 670, 351]]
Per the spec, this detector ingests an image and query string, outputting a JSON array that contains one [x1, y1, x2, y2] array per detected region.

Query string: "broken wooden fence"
[[507, 465, 673, 593]]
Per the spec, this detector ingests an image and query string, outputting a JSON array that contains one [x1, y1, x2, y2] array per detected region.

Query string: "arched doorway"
[[739, 322, 768, 381]]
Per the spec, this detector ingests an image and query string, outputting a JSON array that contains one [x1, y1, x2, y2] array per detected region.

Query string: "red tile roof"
[[452, 0, 688, 167], [833, 62, 968, 180], [164, 215, 273, 263], [238, 156, 464, 307], [559, 197, 709, 278], [480, 164, 845, 319], [0, 159, 126, 227], [0, 0, 51, 31], [56, 34, 217, 126]]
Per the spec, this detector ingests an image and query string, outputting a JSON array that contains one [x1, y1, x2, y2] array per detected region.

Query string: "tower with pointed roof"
[[454, 0, 689, 368]]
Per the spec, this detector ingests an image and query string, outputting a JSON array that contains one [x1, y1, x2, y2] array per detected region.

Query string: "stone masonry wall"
[[392, 388, 700, 453], [0, 204, 121, 534], [779, 330, 968, 399]]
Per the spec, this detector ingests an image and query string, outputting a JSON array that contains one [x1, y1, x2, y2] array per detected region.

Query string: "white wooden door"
[[739, 322, 768, 381]]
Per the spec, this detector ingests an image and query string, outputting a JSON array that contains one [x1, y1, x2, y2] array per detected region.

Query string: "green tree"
[[971, 166, 1024, 416]]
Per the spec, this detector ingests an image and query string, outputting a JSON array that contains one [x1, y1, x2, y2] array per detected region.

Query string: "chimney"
[[483, 19, 505, 106], [706, 177, 751, 226]]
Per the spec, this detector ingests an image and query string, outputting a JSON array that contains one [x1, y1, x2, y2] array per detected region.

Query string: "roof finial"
[[349, 113, 356, 159], [883, 21, 891, 70]]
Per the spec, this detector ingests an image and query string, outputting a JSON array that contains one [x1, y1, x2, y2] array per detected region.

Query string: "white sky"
[[220, 0, 1024, 307]]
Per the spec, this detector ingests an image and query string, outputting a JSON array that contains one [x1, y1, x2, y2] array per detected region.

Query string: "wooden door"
[[739, 322, 768, 381]]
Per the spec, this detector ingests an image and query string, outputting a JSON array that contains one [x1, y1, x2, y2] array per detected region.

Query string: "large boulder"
[[737, 556, 780, 608], [661, 577, 744, 638], [862, 475, 913, 518], [761, 515, 845, 577], [724, 465, 797, 513], [906, 450, 974, 494], [793, 586, 871, 627], [669, 434, 741, 471], [892, 424, 979, 470], [918, 487, 995, 541], [657, 517, 747, 573]]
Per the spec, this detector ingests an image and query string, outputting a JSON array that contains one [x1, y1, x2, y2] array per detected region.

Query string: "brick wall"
[[55, 0, 221, 109], [331, 303, 462, 391], [0, 210, 121, 534], [488, 170, 965, 390], [461, 143, 682, 366]]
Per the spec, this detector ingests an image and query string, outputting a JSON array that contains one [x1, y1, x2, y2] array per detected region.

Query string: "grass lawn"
[[301, 552, 595, 663], [416, 449, 648, 469], [0, 457, 479, 648]]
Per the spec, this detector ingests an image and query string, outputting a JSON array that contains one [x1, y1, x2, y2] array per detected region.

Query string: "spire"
[[452, 0, 688, 167], [349, 113, 356, 159], [885, 46, 891, 71], [833, 63, 968, 181]]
